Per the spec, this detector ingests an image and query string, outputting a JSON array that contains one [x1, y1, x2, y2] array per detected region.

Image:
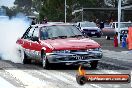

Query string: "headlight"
[[87, 48, 102, 51], [53, 50, 71, 53], [94, 48, 102, 51]]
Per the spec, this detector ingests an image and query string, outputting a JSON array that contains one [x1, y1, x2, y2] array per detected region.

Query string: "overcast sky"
[[0, 0, 15, 7]]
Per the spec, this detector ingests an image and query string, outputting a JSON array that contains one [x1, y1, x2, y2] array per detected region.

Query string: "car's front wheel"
[[90, 61, 98, 69], [41, 53, 50, 69]]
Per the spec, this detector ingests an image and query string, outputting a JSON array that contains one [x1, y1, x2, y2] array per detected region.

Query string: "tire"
[[97, 35, 101, 38], [41, 52, 50, 69], [19, 49, 31, 64], [90, 61, 98, 69], [106, 36, 110, 40]]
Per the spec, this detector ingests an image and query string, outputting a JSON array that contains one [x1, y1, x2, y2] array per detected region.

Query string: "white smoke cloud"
[[0, 15, 31, 63]]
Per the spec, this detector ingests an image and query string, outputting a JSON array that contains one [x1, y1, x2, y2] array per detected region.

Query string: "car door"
[[30, 28, 42, 59], [21, 26, 35, 57]]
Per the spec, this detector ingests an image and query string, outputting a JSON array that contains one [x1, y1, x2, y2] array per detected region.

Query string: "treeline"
[[1, 0, 132, 22]]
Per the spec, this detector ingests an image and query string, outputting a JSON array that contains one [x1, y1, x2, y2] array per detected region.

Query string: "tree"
[[39, 0, 78, 22], [14, 0, 32, 15], [32, 0, 44, 12], [0, 6, 18, 17], [39, 0, 64, 21]]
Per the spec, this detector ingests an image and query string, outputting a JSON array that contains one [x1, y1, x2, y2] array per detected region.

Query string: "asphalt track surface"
[[0, 36, 131, 88]]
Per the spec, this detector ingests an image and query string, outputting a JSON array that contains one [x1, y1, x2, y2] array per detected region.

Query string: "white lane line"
[[38, 70, 102, 88], [4, 69, 58, 88], [24, 70, 79, 87], [41, 70, 76, 84], [90, 84, 102, 88], [100, 70, 121, 74], [25, 70, 53, 79], [0, 76, 17, 88]]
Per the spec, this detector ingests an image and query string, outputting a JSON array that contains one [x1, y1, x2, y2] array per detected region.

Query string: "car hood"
[[42, 38, 100, 50]]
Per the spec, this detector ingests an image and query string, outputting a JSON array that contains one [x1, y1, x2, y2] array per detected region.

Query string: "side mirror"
[[32, 36, 39, 42]]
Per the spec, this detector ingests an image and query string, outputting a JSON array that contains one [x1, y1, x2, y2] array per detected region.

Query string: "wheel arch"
[[41, 47, 46, 58]]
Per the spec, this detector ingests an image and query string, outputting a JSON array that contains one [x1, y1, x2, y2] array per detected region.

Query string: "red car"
[[16, 23, 103, 69]]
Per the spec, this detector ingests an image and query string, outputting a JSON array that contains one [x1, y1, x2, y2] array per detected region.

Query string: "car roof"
[[31, 23, 73, 28]]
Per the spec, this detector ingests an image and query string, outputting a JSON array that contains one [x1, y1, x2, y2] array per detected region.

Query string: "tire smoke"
[[0, 15, 31, 63]]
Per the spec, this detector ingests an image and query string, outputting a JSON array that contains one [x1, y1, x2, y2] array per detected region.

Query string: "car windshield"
[[81, 22, 97, 27], [40, 25, 83, 40], [116, 23, 132, 28], [104, 24, 111, 28]]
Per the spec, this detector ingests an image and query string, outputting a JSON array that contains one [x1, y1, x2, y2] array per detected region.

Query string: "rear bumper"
[[46, 51, 103, 64], [82, 31, 101, 36]]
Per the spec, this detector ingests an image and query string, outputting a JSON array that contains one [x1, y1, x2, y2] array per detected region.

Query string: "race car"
[[16, 23, 103, 69]]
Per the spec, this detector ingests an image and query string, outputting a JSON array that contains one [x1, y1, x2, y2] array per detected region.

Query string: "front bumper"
[[46, 51, 103, 64]]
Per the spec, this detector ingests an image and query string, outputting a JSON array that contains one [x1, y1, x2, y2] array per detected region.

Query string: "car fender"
[[16, 43, 23, 52], [42, 47, 46, 51]]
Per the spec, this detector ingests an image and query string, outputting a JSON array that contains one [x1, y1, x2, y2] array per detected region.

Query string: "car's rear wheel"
[[106, 36, 110, 40], [90, 61, 98, 69], [97, 35, 101, 38], [41, 52, 50, 69], [19, 49, 31, 64]]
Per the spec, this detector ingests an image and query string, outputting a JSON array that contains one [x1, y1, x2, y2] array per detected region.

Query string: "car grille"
[[70, 55, 94, 60], [57, 55, 95, 61], [70, 50, 87, 52]]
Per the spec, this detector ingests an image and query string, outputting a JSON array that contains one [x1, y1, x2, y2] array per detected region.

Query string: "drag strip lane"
[[0, 59, 131, 88], [0, 76, 17, 88], [3, 69, 57, 88]]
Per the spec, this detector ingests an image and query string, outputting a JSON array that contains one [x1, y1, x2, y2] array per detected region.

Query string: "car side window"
[[23, 27, 35, 39], [40, 27, 48, 40], [32, 28, 39, 38]]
